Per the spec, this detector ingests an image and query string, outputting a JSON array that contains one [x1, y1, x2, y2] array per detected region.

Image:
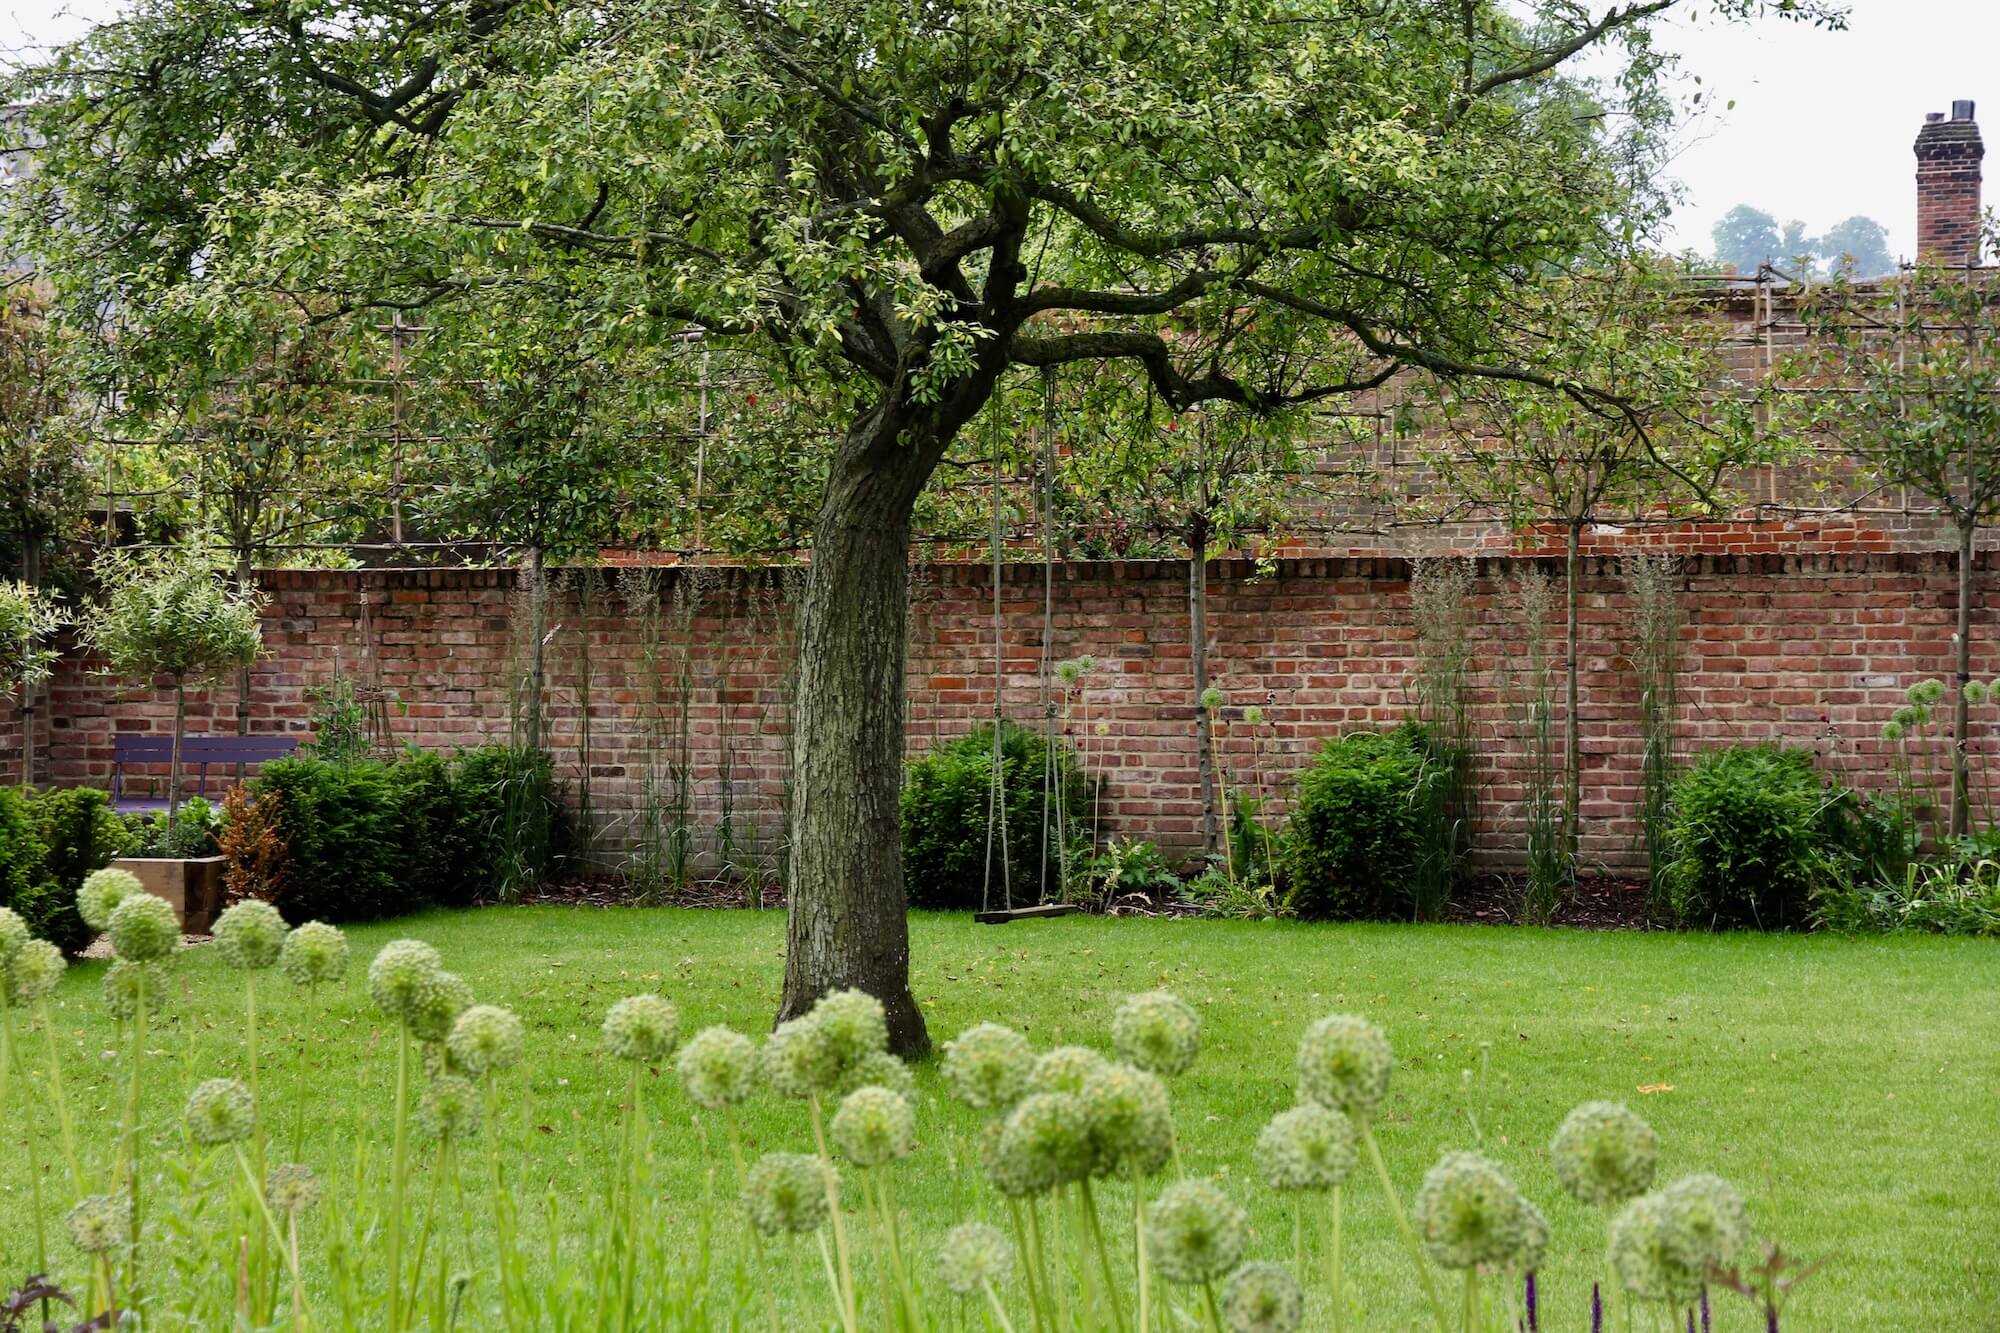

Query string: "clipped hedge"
[[1282, 724, 1456, 922], [0, 786, 129, 955], [1661, 743, 1852, 930], [901, 721, 1091, 911]]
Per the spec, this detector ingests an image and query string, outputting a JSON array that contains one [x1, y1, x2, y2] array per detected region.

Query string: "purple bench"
[[110, 734, 301, 814]]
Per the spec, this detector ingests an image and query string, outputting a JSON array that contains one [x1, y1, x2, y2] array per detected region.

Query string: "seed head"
[[102, 959, 163, 1020], [992, 1092, 1094, 1194], [265, 1163, 321, 1214], [941, 1022, 1033, 1110], [418, 1074, 482, 1140], [1880, 719, 1905, 742], [831, 1085, 916, 1167], [3, 938, 64, 1008], [1891, 703, 1925, 730], [1296, 1014, 1393, 1118], [1242, 705, 1266, 727], [281, 921, 350, 988], [1221, 1261, 1303, 1333], [833, 1048, 916, 1105], [676, 1025, 759, 1110], [1111, 990, 1201, 1077], [602, 994, 680, 1062], [743, 1152, 829, 1235], [1909, 679, 1947, 707], [0, 906, 27, 966], [183, 1077, 256, 1146], [1078, 1061, 1173, 1177], [407, 971, 473, 1044], [1030, 1044, 1109, 1096], [1146, 1179, 1248, 1284], [448, 1004, 525, 1077], [78, 868, 141, 932], [809, 988, 888, 1066], [1255, 1103, 1356, 1192], [1965, 680, 1992, 707], [936, 1221, 1013, 1296], [212, 900, 287, 970], [1608, 1192, 1701, 1304], [65, 1193, 130, 1253], [1551, 1101, 1658, 1207], [762, 1015, 841, 1098], [1200, 686, 1225, 711], [1056, 658, 1085, 686], [1656, 1174, 1748, 1278], [107, 891, 179, 963], [368, 939, 444, 1024], [1413, 1150, 1537, 1271]]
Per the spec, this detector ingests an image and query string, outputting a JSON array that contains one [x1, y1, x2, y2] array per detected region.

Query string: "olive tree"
[[10, 0, 1840, 1051]]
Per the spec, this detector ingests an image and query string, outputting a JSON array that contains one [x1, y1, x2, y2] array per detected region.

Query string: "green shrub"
[[27, 785, 129, 954], [256, 757, 409, 922], [1818, 858, 2000, 937], [123, 794, 223, 858], [1085, 837, 1180, 909], [1661, 744, 1851, 930], [452, 744, 560, 903], [389, 750, 480, 908], [901, 722, 1090, 911], [1282, 724, 1456, 922]]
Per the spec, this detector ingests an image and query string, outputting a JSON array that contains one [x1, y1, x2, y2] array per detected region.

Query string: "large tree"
[[8, 0, 1838, 1052]]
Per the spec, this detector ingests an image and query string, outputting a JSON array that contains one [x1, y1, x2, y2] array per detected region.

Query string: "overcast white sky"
[[4, 0, 1995, 260]]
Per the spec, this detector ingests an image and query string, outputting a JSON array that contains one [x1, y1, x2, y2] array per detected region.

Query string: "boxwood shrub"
[[1661, 742, 1852, 930], [1282, 724, 1457, 922], [0, 786, 130, 955], [901, 721, 1090, 911]]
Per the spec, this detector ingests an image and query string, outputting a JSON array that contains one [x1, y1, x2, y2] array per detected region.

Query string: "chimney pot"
[[1928, 111, 1946, 124], [1916, 102, 1984, 266], [1954, 100, 1976, 122]]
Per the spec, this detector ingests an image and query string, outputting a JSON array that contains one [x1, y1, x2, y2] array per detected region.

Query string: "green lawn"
[[2, 908, 1994, 1330]]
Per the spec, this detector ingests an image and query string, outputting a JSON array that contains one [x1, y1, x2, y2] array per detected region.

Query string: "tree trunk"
[[1189, 522, 1218, 856], [1564, 520, 1582, 871], [235, 550, 254, 739], [167, 681, 187, 839], [778, 418, 932, 1057], [1952, 515, 1976, 837]]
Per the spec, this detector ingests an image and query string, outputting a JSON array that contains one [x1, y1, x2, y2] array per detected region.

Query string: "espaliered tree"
[[8, 0, 1839, 1053]]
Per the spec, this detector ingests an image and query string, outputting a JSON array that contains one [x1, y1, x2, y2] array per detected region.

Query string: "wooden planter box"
[[110, 856, 226, 935]]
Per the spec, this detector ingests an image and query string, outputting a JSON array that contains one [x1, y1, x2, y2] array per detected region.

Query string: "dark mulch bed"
[[1446, 875, 1657, 930]]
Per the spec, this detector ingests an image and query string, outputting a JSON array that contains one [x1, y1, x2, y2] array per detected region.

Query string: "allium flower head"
[[266, 1163, 321, 1214], [1242, 705, 1266, 727], [212, 900, 286, 970], [1296, 1014, 1393, 1118], [448, 1004, 525, 1077], [1551, 1101, 1658, 1207], [1056, 658, 1085, 686], [78, 868, 141, 932], [1966, 680, 1992, 707], [1414, 1150, 1537, 1271], [102, 959, 163, 1020], [936, 1221, 1013, 1296], [1880, 719, 1906, 742], [368, 939, 444, 1023], [1255, 1103, 1356, 1192], [994, 1092, 1094, 1194], [831, 1085, 917, 1167], [407, 971, 473, 1044], [1146, 1179, 1248, 1284], [744, 1152, 829, 1235], [809, 988, 888, 1066], [941, 1022, 1034, 1110], [1891, 703, 1925, 730], [107, 891, 179, 963], [1200, 686, 1225, 711], [418, 1074, 482, 1140], [1111, 990, 1201, 1077], [763, 1014, 841, 1098], [0, 906, 27, 965], [1656, 1174, 1748, 1277], [676, 1025, 759, 1110], [183, 1077, 256, 1146], [281, 921, 349, 988], [1516, 1195, 1552, 1272], [1030, 1044, 1109, 1096], [1220, 1261, 1304, 1333], [1078, 1062, 1172, 1176], [1608, 1192, 1701, 1304], [3, 938, 64, 1008], [602, 994, 679, 1062], [66, 1193, 130, 1253], [834, 1048, 916, 1105], [1909, 679, 1947, 707]]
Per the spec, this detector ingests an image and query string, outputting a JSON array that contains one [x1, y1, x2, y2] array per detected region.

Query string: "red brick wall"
[[20, 552, 1992, 879]]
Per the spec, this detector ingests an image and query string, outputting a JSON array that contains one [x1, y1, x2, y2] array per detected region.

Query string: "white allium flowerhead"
[[368, 939, 443, 1023], [1078, 1062, 1173, 1177], [0, 906, 28, 965], [65, 1193, 130, 1253], [107, 891, 179, 963], [1255, 1103, 1357, 1192], [1056, 658, 1084, 687], [1413, 1150, 1536, 1271], [1516, 1195, 1552, 1273], [1221, 1260, 1304, 1333], [1551, 1101, 1658, 1207], [936, 1221, 1013, 1296], [1242, 705, 1266, 727], [831, 1085, 917, 1167], [744, 1152, 829, 1235], [809, 988, 889, 1067], [1296, 1014, 1393, 1118], [1111, 990, 1201, 1077], [184, 1077, 256, 1146], [602, 994, 680, 1062], [1656, 1174, 1749, 1279], [1608, 1193, 1702, 1304], [418, 1075, 482, 1140], [1200, 686, 1225, 711], [281, 921, 349, 988], [834, 1048, 916, 1105], [1146, 1179, 1249, 1285], [1030, 1044, 1110, 1097], [1966, 680, 1992, 707], [676, 1025, 758, 1110], [408, 971, 474, 1045], [763, 1015, 841, 1098], [993, 1092, 1094, 1195], [3, 938, 65, 1008], [448, 1004, 525, 1077], [265, 1163, 321, 1215], [941, 1022, 1034, 1110], [78, 868, 141, 932], [211, 900, 286, 970], [102, 959, 162, 1021]]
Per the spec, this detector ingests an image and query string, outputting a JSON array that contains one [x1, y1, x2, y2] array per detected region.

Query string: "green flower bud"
[[1909, 679, 1946, 707], [1112, 990, 1201, 1077], [1146, 1179, 1248, 1284], [1078, 1062, 1173, 1177], [810, 988, 888, 1067], [78, 868, 140, 933], [107, 891, 179, 963], [831, 1085, 916, 1168], [1221, 1260, 1304, 1333], [1242, 705, 1266, 727], [407, 971, 473, 1045], [743, 1152, 828, 1235], [763, 1015, 840, 1098], [602, 994, 680, 1062], [212, 900, 286, 970], [676, 1025, 759, 1110], [65, 1193, 130, 1253], [3, 938, 65, 1008], [1296, 1014, 1393, 1118], [1891, 703, 1925, 730], [1965, 680, 1991, 707], [281, 921, 349, 988], [1551, 1101, 1657, 1207], [368, 939, 443, 1024], [1880, 719, 1906, 742], [1413, 1150, 1536, 1271], [1200, 686, 1225, 711], [265, 1163, 321, 1215], [941, 1022, 1034, 1111], [936, 1221, 1013, 1296], [1255, 1103, 1356, 1192], [1030, 1044, 1109, 1096], [447, 1004, 525, 1077], [183, 1077, 256, 1146]]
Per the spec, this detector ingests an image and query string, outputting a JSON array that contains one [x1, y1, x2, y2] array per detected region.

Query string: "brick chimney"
[[1914, 100, 1983, 266]]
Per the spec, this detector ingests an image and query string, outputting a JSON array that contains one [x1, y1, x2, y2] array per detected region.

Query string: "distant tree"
[[1712, 205, 1783, 274], [1779, 220, 1815, 273], [1815, 216, 1896, 278]]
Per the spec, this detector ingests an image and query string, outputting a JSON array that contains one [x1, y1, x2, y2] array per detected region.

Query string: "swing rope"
[[981, 401, 1012, 915]]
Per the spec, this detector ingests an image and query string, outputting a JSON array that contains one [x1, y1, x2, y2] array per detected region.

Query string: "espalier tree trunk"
[[1953, 515, 1976, 837], [1188, 519, 1218, 856]]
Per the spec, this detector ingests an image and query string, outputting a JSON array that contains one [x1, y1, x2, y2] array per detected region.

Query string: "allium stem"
[[1079, 1178, 1126, 1333], [1327, 1184, 1345, 1333], [1133, 1174, 1152, 1333], [723, 1113, 783, 1333], [118, 979, 148, 1298], [1359, 1116, 1451, 1333], [1461, 1268, 1477, 1333], [1200, 1278, 1224, 1333], [35, 999, 84, 1193], [387, 1023, 411, 1332], [807, 1093, 859, 1333], [482, 1078, 524, 1333], [875, 1169, 921, 1332], [1007, 1197, 1050, 1333], [982, 1277, 1020, 1333]]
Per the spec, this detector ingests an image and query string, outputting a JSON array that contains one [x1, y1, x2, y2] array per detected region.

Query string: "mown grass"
[[1, 907, 1993, 1329]]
